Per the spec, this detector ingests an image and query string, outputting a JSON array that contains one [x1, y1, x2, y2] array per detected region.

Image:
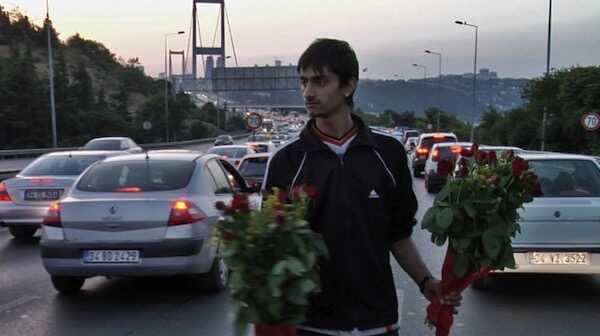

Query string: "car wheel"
[[51, 276, 85, 294], [197, 257, 229, 292], [9, 227, 37, 240]]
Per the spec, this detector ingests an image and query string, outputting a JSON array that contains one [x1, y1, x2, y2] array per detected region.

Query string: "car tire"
[[9, 227, 37, 240], [51, 276, 85, 294], [197, 257, 229, 292]]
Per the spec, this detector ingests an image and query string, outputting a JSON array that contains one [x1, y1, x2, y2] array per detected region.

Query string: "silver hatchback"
[[476, 153, 600, 288], [40, 151, 257, 294], [0, 151, 123, 240]]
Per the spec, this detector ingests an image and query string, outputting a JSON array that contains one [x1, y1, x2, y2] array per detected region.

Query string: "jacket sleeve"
[[389, 147, 418, 243]]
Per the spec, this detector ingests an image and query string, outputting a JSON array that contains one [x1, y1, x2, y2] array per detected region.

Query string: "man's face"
[[299, 67, 354, 119]]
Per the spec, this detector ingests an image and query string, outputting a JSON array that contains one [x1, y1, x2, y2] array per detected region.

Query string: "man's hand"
[[423, 278, 463, 312]]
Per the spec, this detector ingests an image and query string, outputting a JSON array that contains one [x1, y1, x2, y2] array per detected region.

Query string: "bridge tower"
[[192, 0, 225, 79]]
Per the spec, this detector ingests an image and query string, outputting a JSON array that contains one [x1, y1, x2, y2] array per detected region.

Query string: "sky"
[[6, 0, 600, 80]]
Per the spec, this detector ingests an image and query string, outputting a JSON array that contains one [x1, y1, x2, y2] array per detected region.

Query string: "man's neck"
[[314, 108, 354, 139]]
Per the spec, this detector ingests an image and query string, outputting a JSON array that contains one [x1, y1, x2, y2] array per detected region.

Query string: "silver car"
[[0, 151, 123, 240], [475, 153, 600, 287], [81, 137, 143, 154], [40, 152, 257, 294]]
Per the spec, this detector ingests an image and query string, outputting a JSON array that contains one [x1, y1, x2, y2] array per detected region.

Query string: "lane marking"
[[0, 295, 40, 313]]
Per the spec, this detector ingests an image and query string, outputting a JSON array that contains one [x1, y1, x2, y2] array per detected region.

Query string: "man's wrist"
[[418, 275, 434, 293]]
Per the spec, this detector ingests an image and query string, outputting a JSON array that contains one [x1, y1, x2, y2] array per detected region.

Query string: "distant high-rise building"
[[275, 60, 282, 67], [205, 56, 214, 78], [216, 56, 225, 68]]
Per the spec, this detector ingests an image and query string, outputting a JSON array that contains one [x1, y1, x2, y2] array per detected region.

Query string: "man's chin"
[[308, 108, 332, 119]]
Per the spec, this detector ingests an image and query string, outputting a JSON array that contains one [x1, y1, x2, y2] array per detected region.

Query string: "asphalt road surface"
[[1, 162, 600, 336]]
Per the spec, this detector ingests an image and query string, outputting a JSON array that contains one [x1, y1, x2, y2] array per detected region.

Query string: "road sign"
[[581, 112, 600, 131], [142, 121, 152, 130], [247, 113, 263, 130]]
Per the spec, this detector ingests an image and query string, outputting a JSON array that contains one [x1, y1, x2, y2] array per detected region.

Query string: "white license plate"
[[25, 189, 61, 201], [529, 252, 589, 265], [83, 250, 140, 263]]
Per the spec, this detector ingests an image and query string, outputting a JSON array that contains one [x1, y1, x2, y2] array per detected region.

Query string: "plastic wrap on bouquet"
[[425, 247, 490, 336]]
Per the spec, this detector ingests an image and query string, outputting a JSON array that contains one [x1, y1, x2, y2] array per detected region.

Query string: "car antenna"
[[68, 152, 72, 158], [145, 151, 150, 160]]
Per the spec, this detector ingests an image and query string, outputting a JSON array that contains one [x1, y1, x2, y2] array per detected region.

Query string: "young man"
[[262, 38, 461, 336]]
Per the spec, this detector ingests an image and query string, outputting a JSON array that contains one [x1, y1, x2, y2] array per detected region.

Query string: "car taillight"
[[168, 200, 207, 226], [43, 202, 62, 227], [417, 147, 429, 156], [0, 182, 11, 202], [431, 149, 439, 162]]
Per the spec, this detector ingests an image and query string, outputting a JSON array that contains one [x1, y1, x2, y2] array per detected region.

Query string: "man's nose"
[[303, 85, 315, 100]]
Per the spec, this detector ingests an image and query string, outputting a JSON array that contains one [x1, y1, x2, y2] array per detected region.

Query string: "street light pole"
[[164, 31, 185, 143], [455, 20, 479, 142], [425, 50, 442, 131], [541, 0, 552, 151], [46, 0, 57, 147], [412, 63, 428, 118]]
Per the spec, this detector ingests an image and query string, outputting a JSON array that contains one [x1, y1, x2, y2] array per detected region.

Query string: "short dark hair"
[[297, 38, 359, 107]]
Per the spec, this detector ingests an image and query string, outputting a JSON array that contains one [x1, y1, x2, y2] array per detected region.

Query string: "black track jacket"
[[262, 114, 418, 330]]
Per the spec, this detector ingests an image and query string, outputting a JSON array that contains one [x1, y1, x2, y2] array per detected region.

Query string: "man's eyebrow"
[[300, 74, 326, 81]]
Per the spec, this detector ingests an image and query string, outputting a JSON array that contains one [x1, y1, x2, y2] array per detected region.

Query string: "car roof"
[[209, 145, 249, 149], [240, 153, 271, 160], [419, 132, 457, 139], [432, 142, 472, 148], [147, 149, 202, 154], [519, 153, 599, 162], [245, 142, 273, 145], [87, 137, 132, 141], [45, 150, 124, 157], [479, 145, 523, 151], [100, 152, 205, 163]]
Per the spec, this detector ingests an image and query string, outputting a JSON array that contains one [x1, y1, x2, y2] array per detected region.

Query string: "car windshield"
[[208, 147, 247, 158], [528, 159, 600, 197], [20, 155, 104, 176], [77, 160, 195, 192], [84, 139, 122, 150], [238, 157, 268, 177], [435, 145, 467, 161], [421, 136, 457, 149], [216, 135, 230, 140]]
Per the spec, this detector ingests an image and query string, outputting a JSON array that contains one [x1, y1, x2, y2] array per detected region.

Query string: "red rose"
[[231, 193, 250, 212], [303, 185, 317, 198], [488, 151, 497, 165], [437, 160, 452, 177], [222, 231, 235, 242], [277, 190, 289, 204], [512, 157, 528, 177], [476, 151, 488, 164], [460, 148, 473, 157]]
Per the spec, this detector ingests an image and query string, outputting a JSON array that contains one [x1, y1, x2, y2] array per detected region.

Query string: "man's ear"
[[344, 78, 358, 97]]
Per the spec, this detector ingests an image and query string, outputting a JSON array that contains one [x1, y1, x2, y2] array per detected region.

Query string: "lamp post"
[[412, 63, 427, 116], [164, 31, 185, 143], [45, 0, 57, 147], [455, 20, 478, 142], [425, 49, 442, 130], [541, 0, 552, 151]]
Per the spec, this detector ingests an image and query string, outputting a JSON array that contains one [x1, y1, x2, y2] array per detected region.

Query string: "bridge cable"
[[225, 6, 239, 67], [211, 8, 221, 48]]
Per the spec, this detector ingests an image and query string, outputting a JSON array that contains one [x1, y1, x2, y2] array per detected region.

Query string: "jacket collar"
[[298, 114, 378, 152]]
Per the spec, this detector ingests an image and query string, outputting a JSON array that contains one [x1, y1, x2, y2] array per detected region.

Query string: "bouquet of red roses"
[[421, 145, 541, 336], [214, 186, 328, 336]]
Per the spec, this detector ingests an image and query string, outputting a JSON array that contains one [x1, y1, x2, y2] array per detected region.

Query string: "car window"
[[433, 146, 464, 161], [420, 136, 457, 149], [20, 155, 104, 176], [77, 160, 194, 192], [206, 160, 233, 194], [528, 159, 600, 197], [83, 139, 122, 150], [239, 157, 269, 177]]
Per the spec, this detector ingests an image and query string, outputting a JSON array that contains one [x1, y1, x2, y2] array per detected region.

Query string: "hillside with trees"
[[0, 6, 244, 150]]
